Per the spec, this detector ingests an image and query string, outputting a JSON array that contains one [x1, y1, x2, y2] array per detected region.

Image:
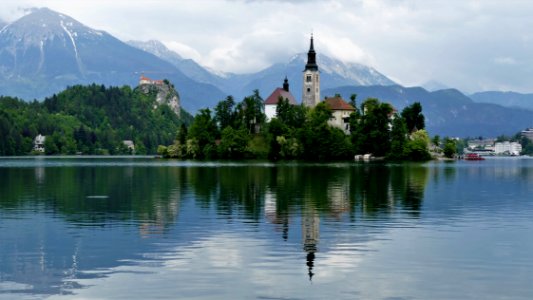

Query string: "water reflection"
[[2, 158, 533, 299]]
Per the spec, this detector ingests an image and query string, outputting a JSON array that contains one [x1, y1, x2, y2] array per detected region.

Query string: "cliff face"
[[138, 80, 181, 116]]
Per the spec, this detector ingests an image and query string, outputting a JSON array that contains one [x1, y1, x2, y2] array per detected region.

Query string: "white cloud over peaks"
[[3, 0, 533, 92], [319, 35, 373, 66], [165, 41, 202, 62]]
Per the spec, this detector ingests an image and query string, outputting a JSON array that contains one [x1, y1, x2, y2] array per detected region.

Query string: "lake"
[[1, 156, 533, 299]]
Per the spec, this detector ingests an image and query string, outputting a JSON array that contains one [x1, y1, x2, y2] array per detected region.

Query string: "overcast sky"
[[1, 0, 533, 93]]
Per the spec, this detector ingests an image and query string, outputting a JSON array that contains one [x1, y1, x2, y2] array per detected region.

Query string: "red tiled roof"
[[264, 88, 298, 105], [324, 96, 355, 111]]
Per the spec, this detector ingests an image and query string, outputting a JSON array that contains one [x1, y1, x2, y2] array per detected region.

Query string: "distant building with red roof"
[[264, 77, 297, 122], [139, 75, 164, 86], [324, 96, 355, 134]]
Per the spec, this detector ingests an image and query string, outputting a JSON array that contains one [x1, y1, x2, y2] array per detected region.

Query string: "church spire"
[[305, 34, 318, 71], [283, 76, 289, 92]]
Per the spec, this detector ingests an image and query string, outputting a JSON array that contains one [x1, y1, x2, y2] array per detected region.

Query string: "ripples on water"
[[0, 157, 533, 299]]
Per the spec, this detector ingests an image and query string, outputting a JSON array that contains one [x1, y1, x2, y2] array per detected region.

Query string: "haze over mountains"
[[470, 91, 533, 112], [327, 86, 533, 137], [1, 7, 533, 136]]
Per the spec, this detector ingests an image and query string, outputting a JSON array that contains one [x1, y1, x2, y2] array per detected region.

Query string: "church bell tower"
[[302, 35, 320, 107]]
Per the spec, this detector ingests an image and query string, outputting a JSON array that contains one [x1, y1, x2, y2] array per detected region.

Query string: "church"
[[264, 35, 355, 132]]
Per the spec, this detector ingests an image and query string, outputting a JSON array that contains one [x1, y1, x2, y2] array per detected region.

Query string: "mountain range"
[[325, 85, 533, 137], [127, 40, 394, 102], [1, 8, 533, 137], [470, 91, 533, 112], [0, 8, 225, 112]]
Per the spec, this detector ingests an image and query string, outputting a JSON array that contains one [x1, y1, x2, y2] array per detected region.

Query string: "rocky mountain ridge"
[[0, 8, 225, 112]]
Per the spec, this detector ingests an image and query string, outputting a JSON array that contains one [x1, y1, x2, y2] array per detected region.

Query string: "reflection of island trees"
[[0, 162, 430, 229], [0, 166, 183, 234]]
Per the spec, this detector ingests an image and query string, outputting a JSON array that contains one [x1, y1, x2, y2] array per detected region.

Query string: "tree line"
[[159, 91, 440, 161], [0, 84, 191, 155]]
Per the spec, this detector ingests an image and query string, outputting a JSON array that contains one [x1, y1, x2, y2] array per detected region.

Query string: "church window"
[[307, 88, 311, 92], [306, 75, 312, 82]]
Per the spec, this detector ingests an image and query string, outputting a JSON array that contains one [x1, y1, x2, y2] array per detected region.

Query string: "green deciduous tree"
[[214, 96, 236, 131], [443, 138, 457, 158], [404, 129, 432, 161], [388, 115, 408, 160], [218, 126, 250, 158], [187, 108, 217, 159], [401, 102, 425, 133]]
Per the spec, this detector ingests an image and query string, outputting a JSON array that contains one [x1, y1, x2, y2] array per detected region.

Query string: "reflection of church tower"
[[302, 206, 319, 280], [302, 35, 320, 107]]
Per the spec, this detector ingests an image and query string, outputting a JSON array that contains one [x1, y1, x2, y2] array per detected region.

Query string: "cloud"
[[165, 41, 202, 62], [2, 0, 533, 92], [493, 57, 518, 66]]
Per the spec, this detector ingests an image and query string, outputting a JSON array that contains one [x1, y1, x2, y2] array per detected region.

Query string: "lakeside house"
[[33, 134, 46, 153], [494, 141, 522, 155], [465, 138, 522, 156]]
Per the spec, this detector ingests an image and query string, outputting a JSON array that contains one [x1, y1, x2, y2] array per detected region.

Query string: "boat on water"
[[464, 153, 485, 161]]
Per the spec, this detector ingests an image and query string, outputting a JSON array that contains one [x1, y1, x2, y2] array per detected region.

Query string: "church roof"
[[324, 96, 355, 111], [264, 88, 298, 105]]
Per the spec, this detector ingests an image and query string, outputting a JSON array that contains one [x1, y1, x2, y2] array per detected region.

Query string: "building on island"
[[264, 77, 298, 122], [33, 134, 46, 153], [494, 141, 522, 156], [302, 35, 320, 108], [324, 96, 355, 134]]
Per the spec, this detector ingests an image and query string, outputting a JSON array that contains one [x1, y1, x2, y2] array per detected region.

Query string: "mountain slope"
[[127, 40, 395, 101], [0, 8, 225, 111], [324, 85, 533, 137], [127, 40, 228, 90], [223, 53, 395, 101], [470, 91, 533, 111]]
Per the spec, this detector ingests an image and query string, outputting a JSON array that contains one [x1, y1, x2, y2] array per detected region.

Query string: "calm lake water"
[[1, 156, 533, 299]]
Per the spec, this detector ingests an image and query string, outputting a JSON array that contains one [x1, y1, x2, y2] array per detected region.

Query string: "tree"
[[358, 98, 393, 156], [157, 145, 169, 157], [388, 114, 408, 160], [349, 94, 357, 109], [177, 124, 188, 145], [214, 96, 236, 130], [44, 135, 59, 155], [443, 138, 457, 158], [404, 129, 431, 161], [432, 135, 441, 147], [401, 102, 425, 133], [237, 90, 265, 134], [276, 99, 307, 129], [187, 108, 218, 158], [218, 126, 249, 158]]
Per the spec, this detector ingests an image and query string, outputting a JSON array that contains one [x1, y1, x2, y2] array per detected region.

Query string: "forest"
[[0, 84, 192, 155]]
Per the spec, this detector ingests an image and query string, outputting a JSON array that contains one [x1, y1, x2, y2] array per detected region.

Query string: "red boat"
[[464, 153, 485, 161]]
